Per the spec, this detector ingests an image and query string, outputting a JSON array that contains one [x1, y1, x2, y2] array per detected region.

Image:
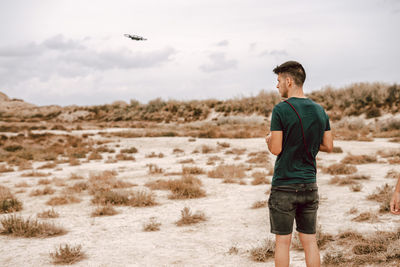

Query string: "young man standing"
[[266, 61, 333, 267]]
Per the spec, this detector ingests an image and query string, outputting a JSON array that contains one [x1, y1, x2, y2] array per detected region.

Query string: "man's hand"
[[390, 192, 400, 215], [265, 133, 271, 145]]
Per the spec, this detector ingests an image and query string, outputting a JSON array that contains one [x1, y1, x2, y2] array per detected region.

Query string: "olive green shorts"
[[268, 183, 319, 235]]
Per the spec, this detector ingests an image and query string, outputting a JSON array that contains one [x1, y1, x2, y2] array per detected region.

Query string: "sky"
[[0, 0, 399, 106]]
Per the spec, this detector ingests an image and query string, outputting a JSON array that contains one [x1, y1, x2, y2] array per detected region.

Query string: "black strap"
[[284, 100, 316, 170]]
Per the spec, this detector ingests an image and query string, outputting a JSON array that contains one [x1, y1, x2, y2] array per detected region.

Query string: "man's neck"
[[288, 87, 306, 98]]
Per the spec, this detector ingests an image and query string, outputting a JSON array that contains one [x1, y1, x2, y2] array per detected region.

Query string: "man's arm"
[[319, 130, 333, 153], [266, 131, 283, 156], [391, 178, 400, 215]]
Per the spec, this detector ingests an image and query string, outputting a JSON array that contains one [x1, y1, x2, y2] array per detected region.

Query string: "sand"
[[0, 134, 399, 266]]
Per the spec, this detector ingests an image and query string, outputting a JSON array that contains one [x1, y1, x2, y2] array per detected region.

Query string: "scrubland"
[[0, 82, 400, 266]]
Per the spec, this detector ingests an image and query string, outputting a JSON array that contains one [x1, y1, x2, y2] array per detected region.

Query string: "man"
[[390, 178, 400, 215], [266, 61, 333, 267]]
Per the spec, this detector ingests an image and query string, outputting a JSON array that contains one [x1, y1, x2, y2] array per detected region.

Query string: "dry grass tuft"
[[69, 173, 84, 180], [367, 184, 393, 213], [175, 207, 207, 226], [21, 171, 51, 177], [144, 179, 170, 190], [92, 190, 157, 207], [129, 190, 158, 207], [350, 183, 363, 192], [37, 209, 59, 219], [207, 164, 246, 179], [168, 175, 206, 199], [88, 170, 134, 194], [225, 148, 246, 155], [250, 239, 275, 262], [0, 215, 66, 237], [30, 186, 56, 196], [182, 166, 204, 175], [37, 162, 57, 169], [178, 158, 194, 164], [323, 163, 357, 175], [251, 171, 271, 185], [147, 164, 164, 174], [15, 182, 30, 188], [386, 169, 400, 179], [332, 146, 343, 153], [91, 204, 118, 217], [341, 154, 377, 164], [46, 195, 81, 206], [120, 147, 138, 154], [352, 211, 379, 222], [69, 157, 81, 166], [65, 182, 88, 194], [37, 179, 51, 185], [251, 200, 267, 209], [0, 185, 23, 213], [0, 164, 14, 173], [115, 153, 135, 161], [143, 217, 161, 232], [88, 152, 103, 160], [217, 142, 230, 148], [145, 152, 164, 158], [50, 244, 86, 265], [201, 145, 215, 154], [246, 151, 269, 167]]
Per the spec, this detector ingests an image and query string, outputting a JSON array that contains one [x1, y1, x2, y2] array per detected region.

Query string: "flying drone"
[[124, 34, 147, 41]]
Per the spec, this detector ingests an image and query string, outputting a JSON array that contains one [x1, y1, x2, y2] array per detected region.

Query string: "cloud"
[[216, 40, 229, 47], [199, 52, 237, 73], [259, 49, 288, 57], [0, 35, 176, 84]]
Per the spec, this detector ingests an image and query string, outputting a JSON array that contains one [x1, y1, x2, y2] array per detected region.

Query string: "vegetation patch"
[[143, 217, 161, 231], [175, 207, 207, 226], [0, 215, 66, 237], [250, 239, 275, 262], [0, 185, 23, 213], [207, 164, 246, 179], [341, 154, 377, 164], [50, 244, 86, 265], [367, 184, 393, 213], [323, 163, 357, 175]]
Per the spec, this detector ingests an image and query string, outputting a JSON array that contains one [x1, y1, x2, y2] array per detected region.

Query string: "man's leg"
[[298, 233, 320, 267], [275, 233, 292, 267]]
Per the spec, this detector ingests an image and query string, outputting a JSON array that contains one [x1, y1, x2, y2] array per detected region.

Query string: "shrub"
[[251, 200, 267, 209], [332, 146, 343, 153], [143, 217, 161, 232], [0, 215, 66, 237], [92, 190, 130, 205], [323, 163, 357, 175], [246, 151, 269, 166], [251, 171, 270, 185], [37, 162, 57, 169], [168, 175, 206, 199], [175, 207, 207, 226], [386, 169, 400, 179], [88, 152, 103, 160], [350, 183, 363, 192], [147, 164, 164, 174], [367, 184, 393, 213], [120, 147, 138, 154], [0, 164, 14, 173], [46, 195, 81, 206], [144, 179, 170, 190], [21, 171, 51, 177], [115, 153, 135, 161], [37, 209, 59, 219], [341, 154, 377, 164], [0, 185, 23, 213], [207, 164, 246, 178], [37, 179, 51, 185], [91, 204, 118, 217], [182, 166, 204, 175], [29, 186, 56, 196], [50, 244, 86, 265], [178, 158, 195, 164], [352, 211, 379, 222], [129, 190, 158, 207], [250, 239, 275, 262]]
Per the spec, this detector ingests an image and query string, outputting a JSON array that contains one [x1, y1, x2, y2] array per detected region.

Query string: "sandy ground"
[[1, 133, 400, 267]]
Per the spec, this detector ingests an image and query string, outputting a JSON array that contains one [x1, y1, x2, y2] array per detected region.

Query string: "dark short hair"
[[273, 61, 306, 86]]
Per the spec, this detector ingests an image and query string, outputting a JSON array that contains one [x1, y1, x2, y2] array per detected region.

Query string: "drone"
[[124, 34, 147, 41]]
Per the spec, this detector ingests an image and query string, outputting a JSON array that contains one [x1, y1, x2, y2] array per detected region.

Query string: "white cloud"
[[199, 52, 237, 72]]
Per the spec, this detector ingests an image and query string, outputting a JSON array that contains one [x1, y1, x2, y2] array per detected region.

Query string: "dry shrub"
[[323, 163, 357, 175], [50, 244, 86, 265], [251, 200, 267, 209], [88, 170, 134, 194], [332, 146, 343, 153], [225, 148, 246, 155], [15, 182, 30, 188], [37, 162, 57, 169], [348, 207, 358, 214], [52, 178, 66, 187], [91, 204, 118, 217], [175, 207, 206, 226], [88, 152, 103, 160], [201, 145, 215, 154], [386, 169, 400, 179], [65, 182, 88, 194], [30, 186, 56, 196], [367, 184, 393, 213], [168, 175, 206, 199], [92, 190, 157, 207], [348, 174, 371, 180], [38, 179, 51, 185], [21, 171, 51, 177], [341, 154, 377, 164], [0, 164, 14, 173], [105, 156, 118, 163], [207, 164, 246, 179], [144, 179, 170, 190], [350, 183, 363, 192], [145, 152, 164, 158], [37, 209, 59, 219], [246, 151, 269, 166], [143, 217, 161, 232], [147, 164, 164, 174], [172, 148, 184, 154], [182, 166, 204, 175], [129, 190, 158, 207], [120, 147, 138, 154], [188, 138, 196, 142], [178, 158, 194, 164], [0, 185, 23, 213], [0, 215, 66, 237], [69, 157, 81, 166], [17, 160, 33, 171], [115, 153, 135, 161], [46, 195, 81, 206], [222, 178, 238, 184], [251, 171, 270, 185], [352, 211, 379, 222], [250, 239, 275, 262], [69, 173, 84, 180], [323, 249, 346, 266], [217, 142, 230, 148], [228, 246, 239, 255]]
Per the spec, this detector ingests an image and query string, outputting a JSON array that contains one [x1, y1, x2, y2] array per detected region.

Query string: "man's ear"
[[285, 76, 292, 87]]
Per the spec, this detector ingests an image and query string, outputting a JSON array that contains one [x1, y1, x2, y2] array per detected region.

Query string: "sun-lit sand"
[[0, 132, 399, 266]]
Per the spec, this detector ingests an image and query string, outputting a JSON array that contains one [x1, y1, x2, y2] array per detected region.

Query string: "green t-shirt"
[[270, 97, 330, 186]]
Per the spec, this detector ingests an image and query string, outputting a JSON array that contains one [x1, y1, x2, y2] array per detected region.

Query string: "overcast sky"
[[0, 0, 399, 106]]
